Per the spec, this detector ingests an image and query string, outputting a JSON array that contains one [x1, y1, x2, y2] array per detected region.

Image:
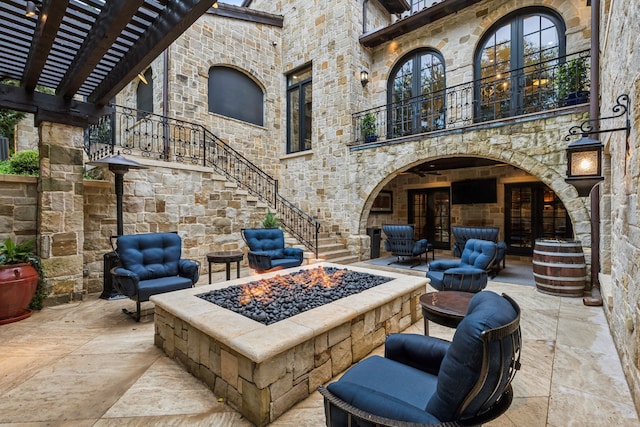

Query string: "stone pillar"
[[37, 122, 85, 305]]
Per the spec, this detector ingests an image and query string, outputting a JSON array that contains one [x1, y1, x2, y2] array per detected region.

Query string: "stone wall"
[[82, 158, 273, 295], [0, 175, 37, 243], [598, 0, 640, 412]]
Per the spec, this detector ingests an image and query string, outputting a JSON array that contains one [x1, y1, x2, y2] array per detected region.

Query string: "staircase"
[[315, 233, 359, 265]]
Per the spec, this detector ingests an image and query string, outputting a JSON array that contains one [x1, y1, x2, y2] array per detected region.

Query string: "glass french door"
[[505, 183, 572, 255], [408, 188, 450, 249]]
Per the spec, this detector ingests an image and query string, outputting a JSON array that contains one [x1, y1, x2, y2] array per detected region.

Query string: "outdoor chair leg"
[[121, 301, 142, 322]]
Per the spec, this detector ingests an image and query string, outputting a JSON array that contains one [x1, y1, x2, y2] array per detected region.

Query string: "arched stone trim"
[[357, 145, 592, 248]]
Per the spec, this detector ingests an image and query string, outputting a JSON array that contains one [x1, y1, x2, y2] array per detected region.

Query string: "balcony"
[[361, 0, 483, 47], [352, 51, 590, 146]]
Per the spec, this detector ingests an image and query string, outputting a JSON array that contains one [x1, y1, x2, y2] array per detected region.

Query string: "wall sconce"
[[565, 136, 603, 197], [213, 0, 218, 8], [25, 1, 38, 17], [360, 70, 369, 88], [564, 94, 630, 197]]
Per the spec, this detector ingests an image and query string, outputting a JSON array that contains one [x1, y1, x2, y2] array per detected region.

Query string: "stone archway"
[[356, 141, 592, 252]]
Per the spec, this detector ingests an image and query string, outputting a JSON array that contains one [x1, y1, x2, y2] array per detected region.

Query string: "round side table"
[[207, 250, 244, 283], [419, 291, 474, 335]]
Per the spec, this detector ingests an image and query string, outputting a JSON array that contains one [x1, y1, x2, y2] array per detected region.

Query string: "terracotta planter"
[[0, 263, 39, 324]]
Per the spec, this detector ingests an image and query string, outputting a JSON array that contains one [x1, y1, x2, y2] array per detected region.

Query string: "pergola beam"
[[89, 0, 216, 106], [23, 0, 70, 92], [57, 0, 146, 99], [0, 83, 111, 128]]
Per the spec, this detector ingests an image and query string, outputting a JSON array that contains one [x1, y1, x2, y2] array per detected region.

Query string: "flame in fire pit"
[[239, 266, 346, 305], [197, 266, 392, 325]]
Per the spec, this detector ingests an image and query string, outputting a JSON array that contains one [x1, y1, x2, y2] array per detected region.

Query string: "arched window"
[[208, 66, 264, 126], [136, 68, 153, 120], [475, 8, 566, 121], [388, 49, 445, 138]]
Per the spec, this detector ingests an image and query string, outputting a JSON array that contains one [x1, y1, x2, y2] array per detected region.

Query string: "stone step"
[[325, 255, 359, 265]]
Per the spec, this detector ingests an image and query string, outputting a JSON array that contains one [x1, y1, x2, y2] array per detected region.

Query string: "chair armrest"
[[428, 260, 461, 271], [442, 267, 488, 292], [283, 247, 304, 262], [248, 251, 274, 271], [178, 259, 200, 284], [384, 333, 450, 376], [412, 239, 429, 255], [110, 267, 139, 297], [496, 242, 507, 267]]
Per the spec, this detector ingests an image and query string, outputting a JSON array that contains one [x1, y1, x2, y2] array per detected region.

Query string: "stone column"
[[37, 122, 85, 305]]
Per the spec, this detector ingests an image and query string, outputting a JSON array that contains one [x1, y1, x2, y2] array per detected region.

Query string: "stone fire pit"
[[152, 262, 427, 426]]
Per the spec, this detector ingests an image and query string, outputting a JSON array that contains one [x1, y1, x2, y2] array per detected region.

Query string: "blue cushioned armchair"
[[426, 238, 497, 292], [318, 291, 522, 426], [110, 232, 200, 321], [452, 226, 507, 273], [241, 228, 304, 273], [382, 224, 433, 267]]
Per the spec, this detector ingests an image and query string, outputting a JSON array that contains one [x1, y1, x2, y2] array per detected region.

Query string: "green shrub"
[[9, 149, 39, 175], [0, 159, 11, 174]]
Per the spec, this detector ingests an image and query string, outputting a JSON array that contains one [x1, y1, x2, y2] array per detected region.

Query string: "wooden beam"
[[57, 0, 146, 99], [22, 0, 69, 92], [360, 0, 482, 48], [0, 83, 111, 128], [89, 0, 216, 106]]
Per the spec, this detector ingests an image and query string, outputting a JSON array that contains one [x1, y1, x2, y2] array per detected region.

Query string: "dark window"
[[136, 68, 153, 120], [475, 8, 565, 121], [208, 66, 264, 126], [287, 65, 312, 153], [388, 49, 445, 138]]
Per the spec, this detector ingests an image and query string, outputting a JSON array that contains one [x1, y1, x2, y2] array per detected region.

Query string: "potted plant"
[[262, 209, 281, 228], [361, 112, 378, 143], [556, 58, 589, 106], [0, 238, 47, 324]]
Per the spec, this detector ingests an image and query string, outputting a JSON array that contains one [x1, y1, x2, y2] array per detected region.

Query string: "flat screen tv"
[[451, 178, 497, 205]]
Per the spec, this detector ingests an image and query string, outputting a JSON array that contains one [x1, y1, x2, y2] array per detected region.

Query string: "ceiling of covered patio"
[[0, 0, 219, 127]]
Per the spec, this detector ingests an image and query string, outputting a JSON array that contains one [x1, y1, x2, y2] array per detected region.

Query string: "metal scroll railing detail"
[[84, 106, 320, 257], [352, 50, 591, 146]]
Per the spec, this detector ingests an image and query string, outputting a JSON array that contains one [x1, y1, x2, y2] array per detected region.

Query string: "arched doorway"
[[368, 156, 573, 257]]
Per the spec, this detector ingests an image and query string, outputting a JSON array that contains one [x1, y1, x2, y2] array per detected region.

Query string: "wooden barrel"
[[532, 239, 586, 297]]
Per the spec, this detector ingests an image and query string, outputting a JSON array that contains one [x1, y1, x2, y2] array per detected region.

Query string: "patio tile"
[[0, 262, 636, 426]]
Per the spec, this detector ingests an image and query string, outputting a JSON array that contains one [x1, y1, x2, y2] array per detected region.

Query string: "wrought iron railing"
[[84, 106, 321, 257], [399, 0, 445, 18], [352, 50, 590, 146]]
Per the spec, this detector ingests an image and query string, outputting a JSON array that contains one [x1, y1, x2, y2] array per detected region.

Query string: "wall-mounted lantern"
[[565, 136, 603, 197], [564, 93, 630, 197], [360, 70, 369, 88]]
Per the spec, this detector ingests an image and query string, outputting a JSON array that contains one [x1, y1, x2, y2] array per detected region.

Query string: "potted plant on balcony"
[[556, 58, 589, 106], [0, 238, 47, 324], [361, 112, 378, 143]]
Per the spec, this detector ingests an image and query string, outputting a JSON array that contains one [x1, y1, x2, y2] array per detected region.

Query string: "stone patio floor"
[[0, 260, 638, 426]]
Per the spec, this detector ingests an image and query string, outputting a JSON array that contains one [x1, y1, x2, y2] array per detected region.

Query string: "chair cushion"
[[427, 291, 517, 421], [327, 355, 441, 424], [117, 232, 181, 280], [137, 276, 193, 302], [460, 238, 496, 269], [243, 228, 286, 252], [270, 257, 303, 269]]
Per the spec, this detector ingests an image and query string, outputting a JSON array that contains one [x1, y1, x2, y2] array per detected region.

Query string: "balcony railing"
[[352, 50, 590, 146], [84, 106, 321, 257]]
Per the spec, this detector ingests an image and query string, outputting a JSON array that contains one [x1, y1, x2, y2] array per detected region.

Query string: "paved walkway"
[[0, 262, 638, 426]]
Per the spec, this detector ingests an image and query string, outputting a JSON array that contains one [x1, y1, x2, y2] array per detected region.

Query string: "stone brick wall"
[[82, 158, 273, 295], [598, 0, 640, 412], [0, 175, 37, 243]]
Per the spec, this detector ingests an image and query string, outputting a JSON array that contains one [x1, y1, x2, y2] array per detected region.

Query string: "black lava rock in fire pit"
[[197, 266, 393, 325]]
